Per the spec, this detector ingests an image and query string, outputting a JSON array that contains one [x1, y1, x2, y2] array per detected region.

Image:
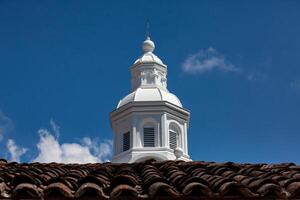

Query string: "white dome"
[[117, 87, 182, 108], [134, 52, 164, 65]]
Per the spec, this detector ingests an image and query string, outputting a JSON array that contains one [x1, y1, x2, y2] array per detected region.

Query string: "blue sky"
[[0, 0, 299, 164]]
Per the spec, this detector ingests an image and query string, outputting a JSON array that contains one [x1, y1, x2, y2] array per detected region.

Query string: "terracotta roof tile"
[[0, 159, 299, 199]]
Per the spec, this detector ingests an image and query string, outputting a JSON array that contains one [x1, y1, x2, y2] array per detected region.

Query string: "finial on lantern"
[[142, 20, 155, 53], [142, 36, 155, 53]]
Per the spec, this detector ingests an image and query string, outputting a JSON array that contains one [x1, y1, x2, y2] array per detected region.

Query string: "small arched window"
[[123, 132, 130, 152], [169, 122, 181, 150], [143, 127, 155, 147], [169, 130, 178, 149]]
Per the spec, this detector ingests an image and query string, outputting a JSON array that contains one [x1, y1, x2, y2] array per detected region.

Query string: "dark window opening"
[[144, 127, 155, 147], [169, 131, 177, 149], [123, 132, 130, 151]]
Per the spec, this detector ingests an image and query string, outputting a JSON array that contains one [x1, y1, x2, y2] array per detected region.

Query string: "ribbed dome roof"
[[117, 87, 182, 108], [134, 52, 164, 65]]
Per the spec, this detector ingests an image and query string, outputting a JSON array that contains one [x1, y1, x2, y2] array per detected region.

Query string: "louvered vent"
[[169, 131, 177, 149], [144, 127, 155, 147], [123, 132, 130, 151]]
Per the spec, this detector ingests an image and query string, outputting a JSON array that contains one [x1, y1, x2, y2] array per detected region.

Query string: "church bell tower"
[[110, 37, 190, 163]]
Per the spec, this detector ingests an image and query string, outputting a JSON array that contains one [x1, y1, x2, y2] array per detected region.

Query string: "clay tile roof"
[[0, 159, 299, 199]]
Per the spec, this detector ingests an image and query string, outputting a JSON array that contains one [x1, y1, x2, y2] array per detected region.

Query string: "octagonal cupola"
[[110, 36, 191, 163]]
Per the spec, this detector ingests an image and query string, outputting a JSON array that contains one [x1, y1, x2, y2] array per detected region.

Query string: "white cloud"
[[182, 47, 239, 74], [6, 139, 27, 162], [32, 122, 112, 163], [50, 118, 60, 138], [0, 110, 13, 141], [32, 129, 63, 163], [2, 119, 112, 163]]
